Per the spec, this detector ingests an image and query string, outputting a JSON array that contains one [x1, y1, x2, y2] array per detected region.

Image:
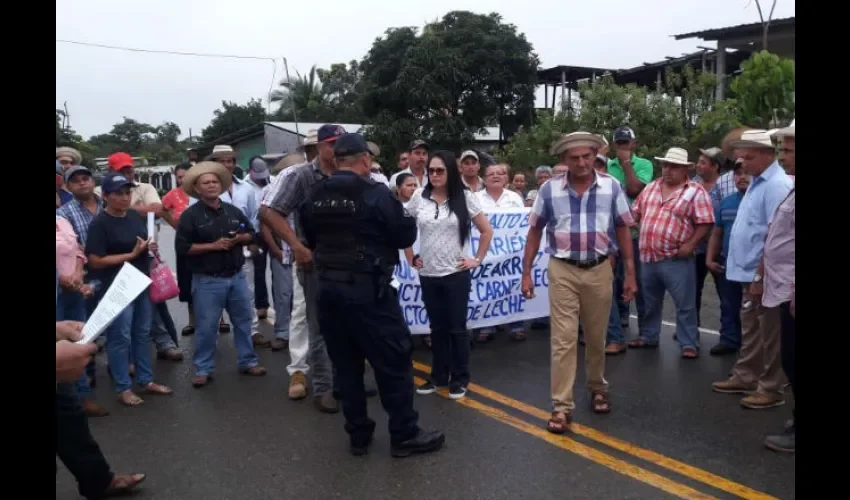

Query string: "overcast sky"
[[56, 0, 794, 139]]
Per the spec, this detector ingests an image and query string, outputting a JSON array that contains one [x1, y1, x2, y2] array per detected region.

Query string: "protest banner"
[[393, 208, 549, 334]]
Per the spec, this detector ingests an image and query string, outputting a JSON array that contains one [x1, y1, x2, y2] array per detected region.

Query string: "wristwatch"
[[474, 257, 481, 264], [752, 273, 762, 283]]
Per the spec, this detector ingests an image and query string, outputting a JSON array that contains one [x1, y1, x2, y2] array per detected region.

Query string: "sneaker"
[[449, 385, 467, 400], [416, 382, 437, 395]]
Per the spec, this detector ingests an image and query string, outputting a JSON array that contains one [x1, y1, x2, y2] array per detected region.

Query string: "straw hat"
[[271, 152, 306, 175], [182, 161, 232, 197], [654, 147, 692, 166], [772, 119, 795, 138], [297, 129, 319, 151], [728, 130, 775, 150], [721, 127, 753, 157], [549, 132, 605, 156], [56, 146, 82, 164], [210, 144, 236, 160], [367, 141, 381, 157]]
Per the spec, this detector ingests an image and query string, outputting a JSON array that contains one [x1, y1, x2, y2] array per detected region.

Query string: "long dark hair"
[[422, 150, 471, 246]]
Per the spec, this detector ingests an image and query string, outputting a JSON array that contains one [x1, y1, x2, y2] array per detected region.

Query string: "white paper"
[[77, 263, 152, 345], [147, 212, 156, 241]]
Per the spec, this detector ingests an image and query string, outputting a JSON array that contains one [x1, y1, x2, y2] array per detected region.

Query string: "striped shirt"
[[632, 179, 715, 263], [529, 171, 634, 261], [262, 159, 328, 245]]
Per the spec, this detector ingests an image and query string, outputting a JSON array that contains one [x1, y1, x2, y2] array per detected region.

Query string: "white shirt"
[[389, 167, 428, 189], [370, 171, 390, 186], [406, 188, 482, 278], [262, 170, 296, 265], [475, 188, 525, 210]]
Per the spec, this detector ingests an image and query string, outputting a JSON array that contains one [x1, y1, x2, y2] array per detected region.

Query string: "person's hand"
[[706, 261, 725, 274], [56, 341, 97, 383], [247, 244, 260, 258], [677, 242, 695, 258], [457, 257, 480, 270], [212, 238, 234, 251], [748, 281, 763, 296], [293, 244, 313, 266], [78, 284, 95, 298], [58, 273, 76, 290], [56, 320, 85, 342], [616, 146, 631, 163], [131, 237, 150, 257], [411, 256, 423, 269], [148, 240, 159, 254], [622, 275, 638, 302], [521, 273, 535, 299], [269, 246, 284, 262]]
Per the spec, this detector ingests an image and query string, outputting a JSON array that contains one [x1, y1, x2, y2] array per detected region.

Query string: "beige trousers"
[[549, 258, 613, 413]]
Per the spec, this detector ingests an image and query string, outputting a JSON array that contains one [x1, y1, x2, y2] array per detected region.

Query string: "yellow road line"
[[413, 361, 777, 500], [413, 376, 718, 500]]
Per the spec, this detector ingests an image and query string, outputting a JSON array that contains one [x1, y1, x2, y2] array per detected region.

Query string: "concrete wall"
[[264, 124, 302, 155]]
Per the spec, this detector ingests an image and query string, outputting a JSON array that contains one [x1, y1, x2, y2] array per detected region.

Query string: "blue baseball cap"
[[333, 133, 371, 157], [101, 171, 137, 194], [317, 124, 346, 143]]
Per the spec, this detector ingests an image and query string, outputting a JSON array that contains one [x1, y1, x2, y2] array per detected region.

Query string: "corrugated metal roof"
[[265, 122, 501, 142], [672, 16, 794, 41]]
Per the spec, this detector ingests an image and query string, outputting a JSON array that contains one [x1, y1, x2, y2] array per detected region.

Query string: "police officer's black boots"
[[390, 429, 446, 458]]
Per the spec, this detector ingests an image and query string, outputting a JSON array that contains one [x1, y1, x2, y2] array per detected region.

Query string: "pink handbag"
[[149, 253, 179, 303]]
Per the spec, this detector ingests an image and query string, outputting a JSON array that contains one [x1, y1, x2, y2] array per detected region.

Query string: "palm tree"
[[270, 65, 328, 122]]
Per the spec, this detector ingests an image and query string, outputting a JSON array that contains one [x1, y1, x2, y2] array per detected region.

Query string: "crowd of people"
[[55, 119, 795, 498]]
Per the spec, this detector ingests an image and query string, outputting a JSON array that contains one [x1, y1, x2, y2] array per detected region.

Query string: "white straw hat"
[[654, 147, 692, 165]]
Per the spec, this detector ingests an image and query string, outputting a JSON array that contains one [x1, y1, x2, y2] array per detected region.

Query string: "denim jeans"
[[56, 289, 95, 397], [420, 270, 472, 387], [476, 322, 524, 336], [191, 271, 259, 376], [616, 238, 645, 327], [150, 302, 179, 351], [639, 257, 700, 350], [716, 271, 743, 349], [606, 257, 627, 344], [106, 294, 154, 393], [269, 259, 293, 341]]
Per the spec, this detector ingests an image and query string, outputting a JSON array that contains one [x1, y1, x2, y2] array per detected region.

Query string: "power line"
[[56, 39, 282, 114], [56, 39, 275, 61]]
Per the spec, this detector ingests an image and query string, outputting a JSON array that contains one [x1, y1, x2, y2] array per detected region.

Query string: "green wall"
[[233, 136, 266, 172]]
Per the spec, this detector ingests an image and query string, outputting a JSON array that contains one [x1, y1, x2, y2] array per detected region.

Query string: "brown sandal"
[[546, 411, 572, 434], [591, 391, 611, 414], [142, 382, 173, 395], [627, 338, 658, 349], [118, 391, 144, 407], [241, 365, 267, 376], [103, 473, 146, 497]]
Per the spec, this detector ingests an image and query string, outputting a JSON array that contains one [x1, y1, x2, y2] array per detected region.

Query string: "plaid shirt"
[[530, 171, 634, 261], [711, 171, 736, 206], [56, 196, 103, 247], [262, 159, 328, 244], [633, 179, 716, 263]]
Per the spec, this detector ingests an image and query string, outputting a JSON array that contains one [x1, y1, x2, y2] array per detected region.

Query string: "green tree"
[[360, 11, 539, 172], [56, 109, 96, 167], [201, 98, 268, 143], [270, 65, 331, 122], [729, 50, 795, 128], [316, 61, 366, 123]]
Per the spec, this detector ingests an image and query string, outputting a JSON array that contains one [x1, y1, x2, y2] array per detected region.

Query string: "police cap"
[[333, 133, 371, 158]]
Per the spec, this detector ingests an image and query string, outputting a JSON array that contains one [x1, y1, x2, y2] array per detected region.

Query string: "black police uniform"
[[300, 134, 444, 457]]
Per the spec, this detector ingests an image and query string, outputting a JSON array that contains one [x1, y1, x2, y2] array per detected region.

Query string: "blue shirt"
[[714, 191, 744, 260], [58, 189, 74, 206], [726, 162, 793, 282]]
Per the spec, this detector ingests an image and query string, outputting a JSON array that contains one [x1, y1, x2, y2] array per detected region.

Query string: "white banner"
[[394, 208, 550, 334]]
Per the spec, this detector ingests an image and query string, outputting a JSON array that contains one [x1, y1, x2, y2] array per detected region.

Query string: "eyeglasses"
[[428, 167, 446, 175]]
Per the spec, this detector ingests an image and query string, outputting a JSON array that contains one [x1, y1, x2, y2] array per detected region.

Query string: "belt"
[[555, 255, 608, 269], [199, 269, 239, 279]]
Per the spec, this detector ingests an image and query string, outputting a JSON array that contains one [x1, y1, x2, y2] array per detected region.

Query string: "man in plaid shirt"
[[521, 131, 636, 435], [628, 147, 715, 358]]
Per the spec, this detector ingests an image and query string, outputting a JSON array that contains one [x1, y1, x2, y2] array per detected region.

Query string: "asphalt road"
[[56, 227, 794, 500]]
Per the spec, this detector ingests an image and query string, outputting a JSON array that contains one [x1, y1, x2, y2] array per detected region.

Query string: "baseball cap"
[[249, 157, 270, 182], [409, 139, 429, 152], [460, 150, 479, 161], [333, 133, 371, 157], [613, 127, 636, 143], [107, 152, 134, 171], [317, 124, 346, 143], [100, 171, 137, 194], [65, 165, 92, 182]]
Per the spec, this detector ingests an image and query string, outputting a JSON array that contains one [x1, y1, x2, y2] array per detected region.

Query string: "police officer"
[[300, 133, 445, 458]]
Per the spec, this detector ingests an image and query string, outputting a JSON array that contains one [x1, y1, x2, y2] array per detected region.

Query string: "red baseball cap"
[[107, 152, 134, 171]]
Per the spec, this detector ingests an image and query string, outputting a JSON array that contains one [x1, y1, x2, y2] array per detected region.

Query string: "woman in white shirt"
[[473, 163, 527, 342], [394, 172, 418, 207], [405, 151, 493, 400]]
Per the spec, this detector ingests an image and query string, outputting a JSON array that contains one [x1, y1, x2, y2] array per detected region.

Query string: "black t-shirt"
[[85, 210, 150, 288]]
